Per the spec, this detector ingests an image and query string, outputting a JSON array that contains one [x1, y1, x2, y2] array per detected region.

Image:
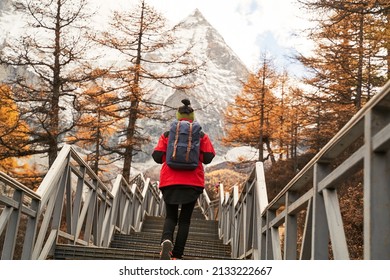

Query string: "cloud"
[[94, 0, 314, 72]]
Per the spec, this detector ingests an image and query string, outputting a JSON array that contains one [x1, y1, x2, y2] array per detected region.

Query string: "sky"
[[0, 0, 314, 75], [95, 0, 315, 74]]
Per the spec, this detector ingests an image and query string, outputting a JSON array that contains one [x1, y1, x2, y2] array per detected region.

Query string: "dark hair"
[[178, 98, 194, 114]]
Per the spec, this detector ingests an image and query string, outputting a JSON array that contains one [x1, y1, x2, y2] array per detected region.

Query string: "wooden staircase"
[[54, 208, 232, 260]]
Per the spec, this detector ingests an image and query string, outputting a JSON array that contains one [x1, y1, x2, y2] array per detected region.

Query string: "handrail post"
[[255, 162, 268, 214], [254, 162, 268, 260], [218, 183, 225, 239], [312, 162, 331, 259], [364, 109, 390, 259]]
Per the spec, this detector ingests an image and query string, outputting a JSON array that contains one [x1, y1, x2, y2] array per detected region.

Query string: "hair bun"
[[181, 98, 191, 106]]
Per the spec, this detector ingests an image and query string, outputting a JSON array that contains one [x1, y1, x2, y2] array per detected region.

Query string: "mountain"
[[0, 0, 12, 15], [139, 9, 249, 162], [0, 3, 251, 175]]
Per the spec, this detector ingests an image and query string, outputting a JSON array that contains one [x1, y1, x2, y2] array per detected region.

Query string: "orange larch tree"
[[223, 54, 278, 163], [0, 84, 41, 188], [0, 0, 96, 168], [67, 72, 122, 180], [91, 0, 202, 182]]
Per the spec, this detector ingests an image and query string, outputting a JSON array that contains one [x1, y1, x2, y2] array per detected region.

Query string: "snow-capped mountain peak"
[[0, 2, 250, 161], [147, 9, 249, 154]]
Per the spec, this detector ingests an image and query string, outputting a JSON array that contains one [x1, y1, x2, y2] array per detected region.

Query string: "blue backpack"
[[166, 120, 201, 170]]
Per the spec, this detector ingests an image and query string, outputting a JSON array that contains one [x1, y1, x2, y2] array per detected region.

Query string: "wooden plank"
[[0, 207, 13, 236], [0, 172, 40, 200], [372, 122, 390, 152], [322, 189, 349, 260], [300, 199, 312, 260], [318, 146, 364, 192], [284, 192, 298, 260], [312, 163, 330, 260], [271, 227, 282, 260], [38, 229, 57, 260], [255, 162, 269, 214], [288, 189, 313, 215], [364, 110, 390, 259]]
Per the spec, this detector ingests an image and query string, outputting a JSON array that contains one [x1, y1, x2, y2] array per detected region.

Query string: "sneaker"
[[160, 240, 173, 260]]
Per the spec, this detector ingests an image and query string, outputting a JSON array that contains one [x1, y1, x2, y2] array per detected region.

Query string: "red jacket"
[[152, 120, 215, 188]]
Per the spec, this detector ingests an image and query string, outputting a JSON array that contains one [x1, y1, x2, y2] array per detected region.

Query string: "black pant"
[[161, 200, 196, 258]]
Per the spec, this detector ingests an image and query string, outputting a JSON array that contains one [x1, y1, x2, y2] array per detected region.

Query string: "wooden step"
[[54, 244, 232, 260], [54, 215, 232, 260]]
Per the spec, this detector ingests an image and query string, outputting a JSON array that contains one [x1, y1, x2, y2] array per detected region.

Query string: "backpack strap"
[[186, 122, 193, 162], [172, 121, 181, 160], [164, 130, 204, 138]]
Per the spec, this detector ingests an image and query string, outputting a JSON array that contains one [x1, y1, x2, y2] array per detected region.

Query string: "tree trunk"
[[122, 2, 145, 182], [48, 0, 62, 166], [355, 9, 365, 110]]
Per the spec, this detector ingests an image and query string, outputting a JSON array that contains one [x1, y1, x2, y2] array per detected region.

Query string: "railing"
[[0, 144, 164, 260], [197, 190, 218, 220], [218, 162, 268, 259], [3, 80, 389, 260], [219, 79, 390, 260]]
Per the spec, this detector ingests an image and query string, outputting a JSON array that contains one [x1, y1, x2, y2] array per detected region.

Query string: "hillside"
[[0, 2, 252, 185]]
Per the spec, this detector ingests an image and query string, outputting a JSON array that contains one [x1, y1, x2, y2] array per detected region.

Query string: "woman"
[[152, 98, 215, 260]]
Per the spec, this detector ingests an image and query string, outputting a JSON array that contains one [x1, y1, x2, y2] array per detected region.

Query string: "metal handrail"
[[0, 144, 164, 260], [219, 79, 390, 260]]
